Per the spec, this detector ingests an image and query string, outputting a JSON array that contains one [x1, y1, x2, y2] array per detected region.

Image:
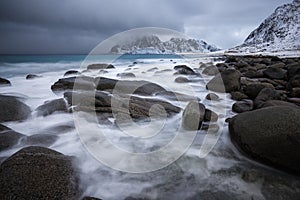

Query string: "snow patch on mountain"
[[231, 0, 300, 53], [110, 35, 220, 54]]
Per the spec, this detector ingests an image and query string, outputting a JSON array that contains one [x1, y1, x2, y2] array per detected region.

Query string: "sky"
[[0, 0, 291, 54]]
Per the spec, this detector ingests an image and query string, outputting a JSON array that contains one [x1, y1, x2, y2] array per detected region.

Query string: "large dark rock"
[[174, 76, 190, 83], [0, 146, 80, 199], [154, 91, 199, 102], [64, 70, 80, 77], [95, 77, 167, 96], [64, 91, 112, 112], [263, 66, 286, 80], [232, 99, 254, 113], [229, 106, 300, 173], [0, 124, 25, 151], [230, 91, 249, 101], [0, 95, 31, 122], [254, 88, 281, 108], [205, 93, 219, 101], [87, 63, 115, 70], [204, 109, 218, 122], [35, 98, 68, 117], [127, 96, 181, 120], [65, 91, 180, 121], [26, 74, 41, 80], [174, 65, 196, 75], [202, 65, 219, 76], [243, 82, 274, 99], [290, 87, 300, 98], [51, 76, 95, 93], [206, 69, 241, 93], [286, 62, 300, 80], [262, 100, 300, 109], [182, 101, 205, 130], [287, 74, 300, 89], [0, 77, 11, 86]]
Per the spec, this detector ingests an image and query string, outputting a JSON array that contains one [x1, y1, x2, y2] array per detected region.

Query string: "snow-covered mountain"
[[110, 35, 220, 54], [232, 0, 300, 53]]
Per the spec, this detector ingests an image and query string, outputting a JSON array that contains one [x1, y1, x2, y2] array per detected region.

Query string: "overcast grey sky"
[[0, 0, 291, 54]]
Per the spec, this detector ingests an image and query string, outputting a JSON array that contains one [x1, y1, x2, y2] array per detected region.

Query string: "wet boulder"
[[232, 99, 254, 113], [175, 76, 190, 83], [87, 63, 115, 70], [287, 74, 300, 89], [182, 101, 205, 130], [262, 100, 299, 109], [263, 66, 286, 80], [230, 91, 248, 101], [204, 109, 218, 122], [243, 82, 274, 99], [229, 106, 300, 174], [0, 77, 11, 86], [174, 65, 197, 75], [51, 76, 95, 93], [26, 74, 41, 80], [206, 69, 241, 93], [0, 95, 31, 122], [0, 124, 25, 152], [289, 87, 300, 98], [64, 91, 112, 112], [64, 70, 80, 77], [0, 146, 80, 199], [202, 65, 219, 76], [205, 93, 219, 101], [35, 98, 68, 117], [95, 77, 167, 96]]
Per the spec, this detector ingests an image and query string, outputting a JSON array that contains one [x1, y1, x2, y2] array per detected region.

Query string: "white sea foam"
[[0, 56, 284, 199]]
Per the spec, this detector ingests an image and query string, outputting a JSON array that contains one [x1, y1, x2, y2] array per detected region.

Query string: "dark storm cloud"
[[0, 0, 292, 54]]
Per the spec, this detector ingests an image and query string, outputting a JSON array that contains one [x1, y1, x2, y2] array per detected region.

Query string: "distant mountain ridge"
[[110, 35, 220, 54], [232, 0, 300, 53]]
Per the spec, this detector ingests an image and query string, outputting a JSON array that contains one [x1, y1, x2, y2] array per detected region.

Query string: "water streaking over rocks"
[[1, 54, 300, 200]]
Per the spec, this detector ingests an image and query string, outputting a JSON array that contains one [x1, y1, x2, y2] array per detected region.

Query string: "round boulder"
[[202, 65, 219, 76], [174, 65, 196, 75], [229, 106, 300, 173], [206, 69, 241, 93], [0, 77, 11, 86], [175, 76, 190, 83], [0, 95, 31, 122], [64, 70, 80, 77], [0, 146, 80, 199], [243, 82, 274, 99], [35, 98, 68, 117], [263, 67, 286, 80], [232, 99, 254, 113], [26, 74, 41, 80], [0, 124, 25, 151], [182, 101, 205, 130], [205, 93, 219, 101]]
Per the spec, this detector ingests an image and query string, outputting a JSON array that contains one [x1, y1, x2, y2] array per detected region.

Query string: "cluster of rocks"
[[0, 95, 94, 199], [204, 55, 300, 174], [50, 72, 193, 124]]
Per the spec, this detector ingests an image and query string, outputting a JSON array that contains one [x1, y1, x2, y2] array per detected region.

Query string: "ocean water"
[[0, 54, 298, 199]]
